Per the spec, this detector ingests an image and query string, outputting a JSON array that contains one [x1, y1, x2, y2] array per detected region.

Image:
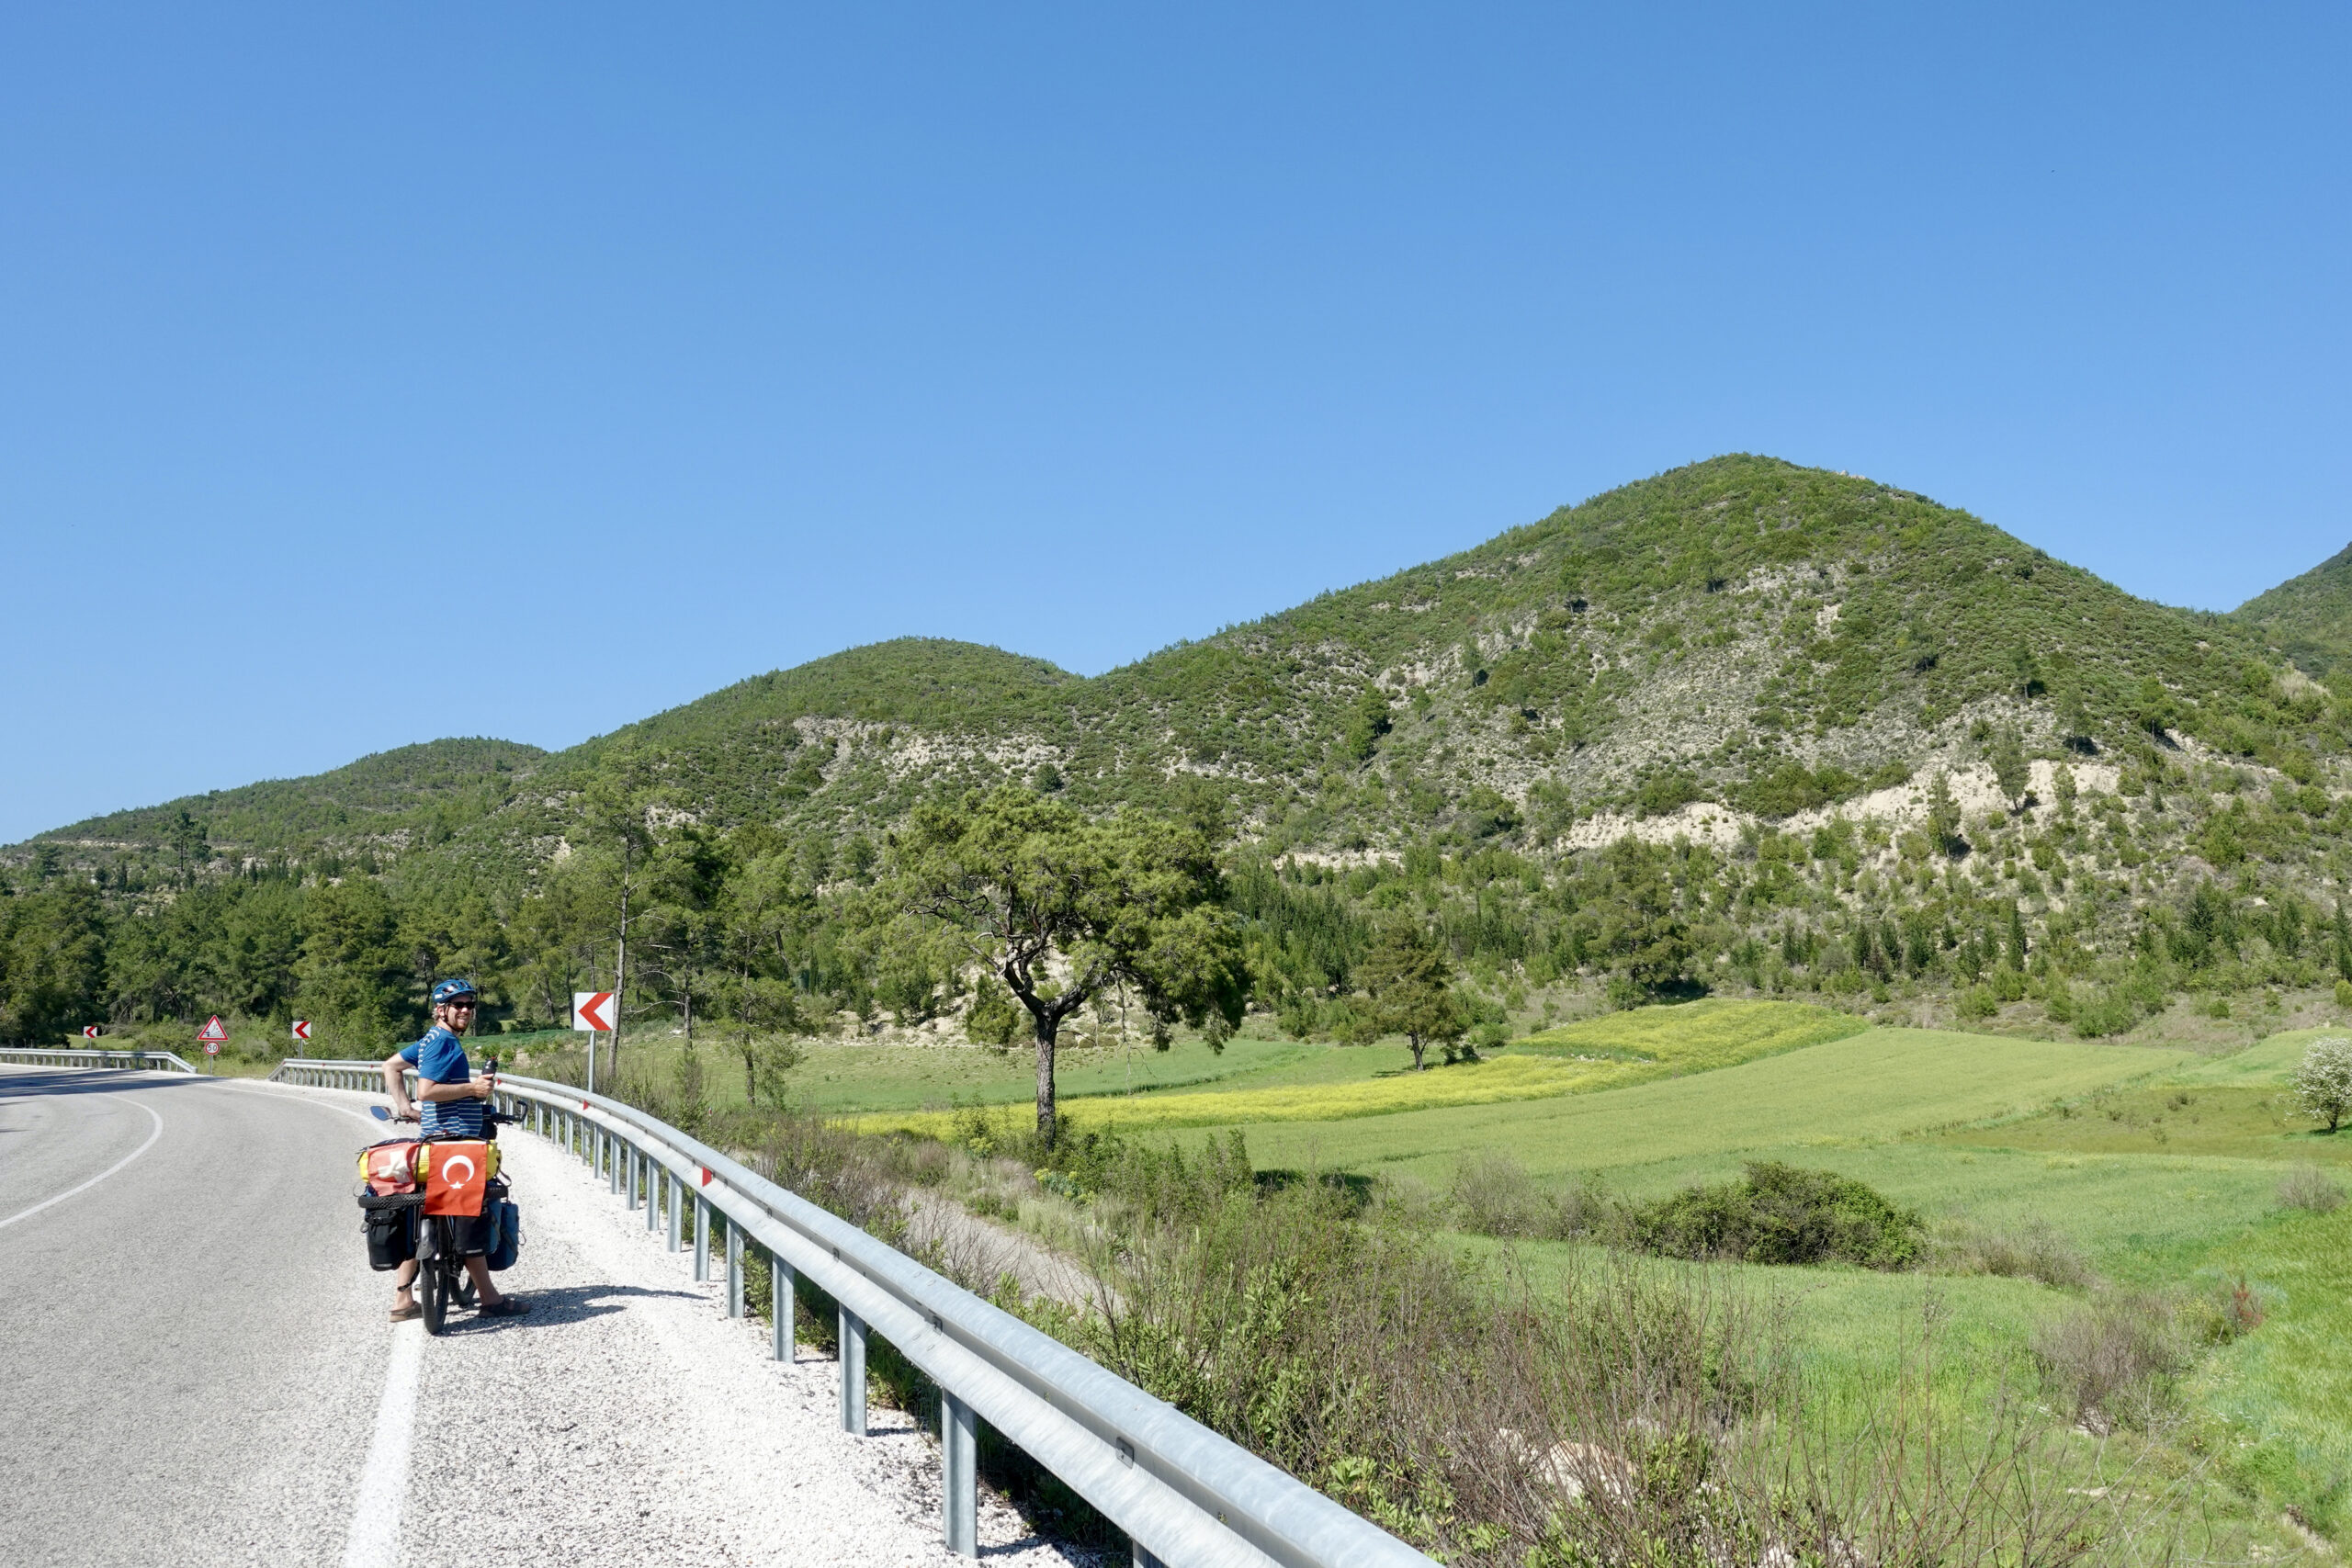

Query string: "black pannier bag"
[[358, 1190, 423, 1271], [483, 1179, 522, 1272]]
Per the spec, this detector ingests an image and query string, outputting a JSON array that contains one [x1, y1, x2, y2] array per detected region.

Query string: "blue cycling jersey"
[[399, 1026, 484, 1138]]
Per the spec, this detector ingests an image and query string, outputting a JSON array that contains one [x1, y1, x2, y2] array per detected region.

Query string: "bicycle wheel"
[[421, 1235, 447, 1336]]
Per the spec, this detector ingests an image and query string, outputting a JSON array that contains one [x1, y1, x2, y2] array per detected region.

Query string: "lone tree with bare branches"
[[889, 786, 1247, 1140]]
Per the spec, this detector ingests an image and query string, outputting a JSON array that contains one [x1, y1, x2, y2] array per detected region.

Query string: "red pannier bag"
[[358, 1140, 424, 1196]]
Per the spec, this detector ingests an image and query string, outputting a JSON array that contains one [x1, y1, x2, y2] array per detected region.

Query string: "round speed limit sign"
[[204, 1043, 220, 1056]]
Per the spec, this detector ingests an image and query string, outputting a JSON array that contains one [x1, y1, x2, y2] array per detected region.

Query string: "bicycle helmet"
[[430, 977, 481, 1006]]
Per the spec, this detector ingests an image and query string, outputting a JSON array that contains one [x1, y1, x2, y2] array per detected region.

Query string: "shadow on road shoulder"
[[437, 1280, 701, 1336]]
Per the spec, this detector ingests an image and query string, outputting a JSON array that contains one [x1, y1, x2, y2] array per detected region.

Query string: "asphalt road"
[[0, 1067, 388, 1566], [0, 1066, 1089, 1568]]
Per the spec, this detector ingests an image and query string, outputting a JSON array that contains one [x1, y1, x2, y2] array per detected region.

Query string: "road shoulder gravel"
[[382, 1119, 1100, 1568]]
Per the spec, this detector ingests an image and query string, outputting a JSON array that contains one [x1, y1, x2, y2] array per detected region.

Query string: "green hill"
[[17, 455, 2347, 875], [454, 453, 2339, 863], [2232, 541, 2352, 683], [12, 454, 2352, 1060], [31, 738, 547, 866]]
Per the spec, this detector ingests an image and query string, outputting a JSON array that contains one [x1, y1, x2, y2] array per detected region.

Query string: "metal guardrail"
[[0, 1046, 199, 1074], [271, 1056, 1435, 1568]]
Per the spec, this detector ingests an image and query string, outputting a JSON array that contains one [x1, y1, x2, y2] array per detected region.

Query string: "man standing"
[[380, 978, 529, 1322]]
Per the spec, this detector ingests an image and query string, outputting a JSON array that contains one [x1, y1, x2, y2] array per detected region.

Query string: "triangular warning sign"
[[198, 1016, 229, 1042]]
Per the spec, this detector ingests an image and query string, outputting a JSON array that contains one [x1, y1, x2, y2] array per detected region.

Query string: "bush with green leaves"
[[1626, 1162, 1923, 1270]]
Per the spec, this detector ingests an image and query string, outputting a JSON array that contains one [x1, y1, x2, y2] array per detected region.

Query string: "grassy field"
[[525, 1031, 1314, 1114], [1937, 1083, 2352, 1167], [1485, 1234, 2057, 1388], [2191, 1200, 2352, 1521], [551, 998, 2349, 1545], [1511, 997, 1866, 1064], [2164, 1024, 2340, 1087], [1207, 1027, 2194, 1185], [853, 998, 1873, 1137]]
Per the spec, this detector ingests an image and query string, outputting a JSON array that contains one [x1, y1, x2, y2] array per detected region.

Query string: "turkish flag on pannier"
[[423, 1142, 492, 1216]]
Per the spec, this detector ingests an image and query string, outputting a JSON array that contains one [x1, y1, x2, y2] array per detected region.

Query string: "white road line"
[[223, 1076, 425, 1565], [340, 1322, 425, 1568], [0, 1099, 164, 1232], [211, 1078, 389, 1127]]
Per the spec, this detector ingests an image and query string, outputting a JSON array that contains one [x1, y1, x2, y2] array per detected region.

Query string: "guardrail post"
[[771, 1254, 795, 1361], [666, 1172, 683, 1253], [726, 1222, 744, 1317], [1131, 1538, 1167, 1568], [839, 1308, 866, 1436], [624, 1146, 639, 1211], [609, 1136, 623, 1194], [694, 1196, 711, 1282], [942, 1391, 978, 1556], [645, 1156, 659, 1232]]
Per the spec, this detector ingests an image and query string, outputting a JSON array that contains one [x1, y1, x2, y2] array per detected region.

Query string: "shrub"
[[2030, 1291, 2189, 1434], [1928, 1217, 2097, 1289], [1452, 1151, 1614, 1242], [1080, 1145, 2128, 1565], [2070, 988, 2137, 1039], [1626, 1162, 1923, 1269], [2277, 1163, 2346, 1213]]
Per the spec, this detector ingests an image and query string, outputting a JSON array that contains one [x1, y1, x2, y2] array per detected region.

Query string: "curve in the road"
[[0, 1097, 164, 1232]]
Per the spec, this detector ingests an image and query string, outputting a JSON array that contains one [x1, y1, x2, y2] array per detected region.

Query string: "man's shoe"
[[478, 1296, 530, 1317], [390, 1302, 422, 1323]]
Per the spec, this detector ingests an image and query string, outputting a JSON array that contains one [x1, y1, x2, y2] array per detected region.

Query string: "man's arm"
[[416, 1076, 492, 1103], [380, 1054, 416, 1120]]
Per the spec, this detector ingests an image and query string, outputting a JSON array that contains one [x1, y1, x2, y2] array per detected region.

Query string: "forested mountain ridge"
[[11, 454, 2352, 1054], [29, 738, 548, 872], [433, 453, 2340, 868], [2232, 540, 2352, 682], [16, 456, 2332, 881]]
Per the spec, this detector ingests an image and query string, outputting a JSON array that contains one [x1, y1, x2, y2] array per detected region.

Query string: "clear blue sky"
[[5, 4, 2346, 843]]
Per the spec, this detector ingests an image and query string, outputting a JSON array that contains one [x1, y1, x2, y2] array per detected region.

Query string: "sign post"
[[572, 992, 614, 1096]]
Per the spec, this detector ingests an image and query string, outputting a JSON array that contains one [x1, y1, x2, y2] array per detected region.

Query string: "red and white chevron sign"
[[82, 1025, 100, 1039], [291, 1020, 311, 1042], [572, 992, 615, 1032]]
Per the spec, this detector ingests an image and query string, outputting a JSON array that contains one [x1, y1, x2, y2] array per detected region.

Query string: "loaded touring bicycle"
[[356, 1057, 522, 1334]]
